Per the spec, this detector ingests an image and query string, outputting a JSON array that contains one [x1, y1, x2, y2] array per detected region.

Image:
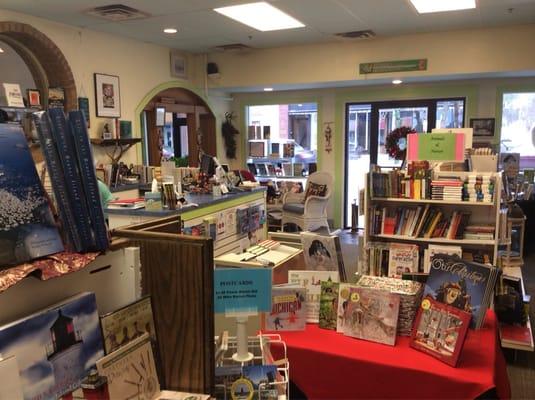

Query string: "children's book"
[[424, 254, 498, 329], [319, 280, 340, 330], [288, 270, 339, 323], [388, 243, 419, 278], [0, 292, 104, 400], [410, 296, 471, 367], [300, 232, 346, 280], [263, 284, 306, 331], [424, 244, 462, 273], [336, 283, 357, 333], [0, 123, 64, 268], [343, 287, 400, 346], [242, 364, 278, 400]]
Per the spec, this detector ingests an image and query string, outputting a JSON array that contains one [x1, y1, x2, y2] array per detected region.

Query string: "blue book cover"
[[0, 292, 104, 400], [33, 112, 83, 252], [423, 254, 494, 328], [68, 111, 109, 251], [0, 123, 64, 268], [48, 108, 95, 251]]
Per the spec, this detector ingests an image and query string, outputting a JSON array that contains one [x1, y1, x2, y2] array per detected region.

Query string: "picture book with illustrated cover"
[[0, 292, 104, 400], [0, 123, 64, 268], [336, 283, 357, 333], [242, 364, 278, 400], [343, 287, 400, 346], [424, 254, 498, 329], [100, 296, 157, 354], [424, 244, 462, 273], [319, 280, 340, 330], [410, 296, 471, 367], [288, 270, 339, 323], [388, 243, 419, 278], [300, 232, 347, 281], [96, 333, 159, 400], [264, 284, 306, 331]]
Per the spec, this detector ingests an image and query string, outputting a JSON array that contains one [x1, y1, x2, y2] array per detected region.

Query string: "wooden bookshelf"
[[370, 234, 496, 246], [90, 138, 141, 146], [370, 197, 494, 206]]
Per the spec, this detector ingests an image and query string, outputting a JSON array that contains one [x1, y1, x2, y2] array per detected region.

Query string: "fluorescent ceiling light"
[[163, 28, 177, 34], [214, 2, 305, 32], [263, 87, 273, 91], [392, 79, 403, 85], [410, 0, 476, 14]]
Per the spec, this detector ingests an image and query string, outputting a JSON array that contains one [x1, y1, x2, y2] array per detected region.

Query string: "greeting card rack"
[[214, 333, 290, 400]]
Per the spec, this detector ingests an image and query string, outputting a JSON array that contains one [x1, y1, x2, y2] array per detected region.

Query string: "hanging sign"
[[359, 59, 427, 74]]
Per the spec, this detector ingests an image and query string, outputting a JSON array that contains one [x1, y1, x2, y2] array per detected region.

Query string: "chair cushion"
[[304, 182, 327, 202], [282, 203, 305, 215]]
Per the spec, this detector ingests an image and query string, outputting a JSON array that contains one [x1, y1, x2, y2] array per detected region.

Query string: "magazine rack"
[[214, 333, 290, 400], [114, 215, 214, 395]]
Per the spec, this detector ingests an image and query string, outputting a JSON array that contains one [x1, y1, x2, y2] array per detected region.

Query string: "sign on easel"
[[214, 268, 272, 313], [407, 133, 465, 161]]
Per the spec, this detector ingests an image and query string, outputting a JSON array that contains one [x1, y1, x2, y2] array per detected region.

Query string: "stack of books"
[[431, 178, 463, 201], [465, 174, 494, 203], [463, 224, 495, 240]]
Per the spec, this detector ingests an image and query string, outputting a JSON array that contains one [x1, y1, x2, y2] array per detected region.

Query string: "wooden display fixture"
[[91, 138, 141, 164], [114, 215, 214, 395]]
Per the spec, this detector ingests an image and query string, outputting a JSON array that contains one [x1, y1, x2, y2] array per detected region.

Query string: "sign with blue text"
[[214, 268, 272, 314]]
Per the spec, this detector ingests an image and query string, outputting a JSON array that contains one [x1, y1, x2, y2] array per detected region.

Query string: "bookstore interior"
[[3, 1, 535, 399]]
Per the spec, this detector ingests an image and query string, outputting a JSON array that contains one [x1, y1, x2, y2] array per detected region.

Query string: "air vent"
[[335, 29, 376, 39], [213, 43, 252, 52], [84, 4, 151, 21]]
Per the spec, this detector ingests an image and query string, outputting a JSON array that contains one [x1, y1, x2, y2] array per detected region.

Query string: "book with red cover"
[[410, 296, 471, 367], [500, 323, 534, 349]]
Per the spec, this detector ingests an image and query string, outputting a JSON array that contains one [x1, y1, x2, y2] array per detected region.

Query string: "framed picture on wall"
[[27, 89, 41, 108], [470, 118, 495, 137], [170, 51, 187, 79], [94, 73, 121, 118], [155, 106, 166, 127]]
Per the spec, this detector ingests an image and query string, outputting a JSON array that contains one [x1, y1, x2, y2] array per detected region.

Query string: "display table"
[[271, 311, 510, 399]]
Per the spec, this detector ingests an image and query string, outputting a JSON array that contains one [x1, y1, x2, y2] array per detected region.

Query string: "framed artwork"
[[300, 231, 347, 281], [470, 118, 495, 137], [94, 73, 121, 118], [170, 51, 187, 79], [48, 87, 65, 109], [27, 89, 41, 108]]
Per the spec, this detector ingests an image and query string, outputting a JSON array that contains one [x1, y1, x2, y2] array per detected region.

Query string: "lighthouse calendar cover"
[[0, 292, 104, 400]]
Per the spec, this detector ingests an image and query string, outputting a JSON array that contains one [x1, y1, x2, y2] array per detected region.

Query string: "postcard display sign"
[[214, 268, 290, 399]]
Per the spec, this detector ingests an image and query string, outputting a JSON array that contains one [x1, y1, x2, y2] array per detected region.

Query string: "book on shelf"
[[366, 242, 390, 276], [0, 292, 104, 400], [48, 108, 96, 251], [423, 254, 499, 329], [69, 110, 109, 251], [0, 123, 64, 268], [33, 112, 83, 252], [288, 270, 340, 323], [410, 296, 471, 367], [388, 243, 419, 278], [342, 287, 400, 346], [319, 280, 340, 330], [263, 284, 306, 331]]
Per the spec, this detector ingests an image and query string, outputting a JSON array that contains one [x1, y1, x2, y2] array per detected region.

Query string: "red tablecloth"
[[271, 311, 510, 399]]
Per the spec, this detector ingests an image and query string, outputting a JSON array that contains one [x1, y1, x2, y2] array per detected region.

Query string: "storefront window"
[[500, 92, 535, 168]]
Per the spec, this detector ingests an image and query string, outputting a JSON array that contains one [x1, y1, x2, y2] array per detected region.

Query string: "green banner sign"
[[359, 59, 427, 74]]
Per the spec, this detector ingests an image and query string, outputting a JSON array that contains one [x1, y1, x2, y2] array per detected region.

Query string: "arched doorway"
[[139, 86, 216, 167], [0, 21, 77, 110]]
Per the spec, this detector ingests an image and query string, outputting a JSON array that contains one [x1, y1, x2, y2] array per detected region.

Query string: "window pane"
[[436, 100, 464, 129], [501, 93, 535, 168]]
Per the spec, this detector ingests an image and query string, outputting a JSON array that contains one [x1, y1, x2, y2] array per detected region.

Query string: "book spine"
[[33, 112, 83, 252], [69, 111, 110, 251], [48, 108, 95, 251]]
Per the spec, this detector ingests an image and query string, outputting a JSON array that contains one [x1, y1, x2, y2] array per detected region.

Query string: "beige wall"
[[208, 24, 535, 89], [0, 8, 232, 166]]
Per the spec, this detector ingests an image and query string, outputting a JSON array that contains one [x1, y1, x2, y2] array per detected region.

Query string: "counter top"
[[105, 187, 266, 216]]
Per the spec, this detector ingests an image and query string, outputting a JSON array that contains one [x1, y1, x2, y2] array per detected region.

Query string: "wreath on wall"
[[385, 126, 416, 160], [222, 112, 239, 159]]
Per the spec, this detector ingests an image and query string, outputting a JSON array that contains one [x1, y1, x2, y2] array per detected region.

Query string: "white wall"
[[0, 42, 35, 102]]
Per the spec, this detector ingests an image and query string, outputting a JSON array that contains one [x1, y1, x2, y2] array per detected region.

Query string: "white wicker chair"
[[281, 172, 332, 232]]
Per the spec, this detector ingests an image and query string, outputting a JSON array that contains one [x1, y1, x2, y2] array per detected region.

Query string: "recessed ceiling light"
[[214, 2, 305, 32], [392, 79, 403, 85], [163, 28, 177, 34], [410, 0, 476, 14], [264, 88, 273, 91], [0, 47, 4, 53]]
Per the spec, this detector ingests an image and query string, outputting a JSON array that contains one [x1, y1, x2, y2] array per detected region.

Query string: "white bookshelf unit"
[[363, 170, 503, 273]]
